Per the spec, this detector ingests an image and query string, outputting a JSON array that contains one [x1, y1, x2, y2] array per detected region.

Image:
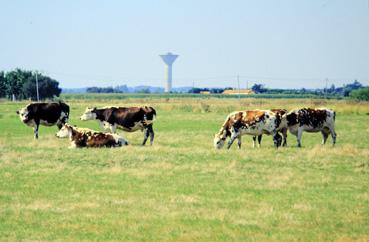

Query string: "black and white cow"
[[286, 108, 336, 147], [80, 106, 156, 145], [214, 110, 284, 149], [252, 109, 288, 147], [16, 102, 69, 139]]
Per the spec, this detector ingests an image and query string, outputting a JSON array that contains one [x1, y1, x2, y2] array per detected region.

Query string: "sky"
[[1, 0, 368, 89]]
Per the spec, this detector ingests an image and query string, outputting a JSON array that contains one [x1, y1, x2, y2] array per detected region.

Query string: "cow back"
[[27, 102, 69, 123]]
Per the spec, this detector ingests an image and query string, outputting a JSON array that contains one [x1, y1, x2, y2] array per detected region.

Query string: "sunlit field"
[[0, 96, 369, 241]]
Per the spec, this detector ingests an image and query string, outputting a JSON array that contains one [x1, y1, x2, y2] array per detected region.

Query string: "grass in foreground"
[[0, 98, 368, 241]]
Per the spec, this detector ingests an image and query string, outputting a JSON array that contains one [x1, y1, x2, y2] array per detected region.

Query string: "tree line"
[[2, 68, 368, 100], [0, 69, 61, 100], [187, 80, 367, 99]]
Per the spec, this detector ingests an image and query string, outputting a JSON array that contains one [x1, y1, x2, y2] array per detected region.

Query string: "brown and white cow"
[[252, 109, 288, 147], [16, 102, 69, 139], [56, 124, 128, 148], [214, 110, 284, 149], [286, 108, 336, 147], [80, 106, 156, 145]]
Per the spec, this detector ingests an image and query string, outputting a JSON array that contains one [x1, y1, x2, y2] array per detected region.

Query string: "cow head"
[[273, 132, 282, 147], [56, 124, 72, 138], [16, 106, 30, 123], [214, 128, 229, 149], [262, 112, 283, 148], [80, 107, 97, 121], [274, 112, 288, 131]]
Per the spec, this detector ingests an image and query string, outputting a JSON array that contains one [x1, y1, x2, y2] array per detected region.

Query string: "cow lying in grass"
[[214, 110, 284, 149], [56, 124, 128, 148], [286, 108, 336, 147]]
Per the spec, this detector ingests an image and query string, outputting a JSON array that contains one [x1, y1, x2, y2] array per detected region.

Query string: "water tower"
[[160, 52, 178, 92]]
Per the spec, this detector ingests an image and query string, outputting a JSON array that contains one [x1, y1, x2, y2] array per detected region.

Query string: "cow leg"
[[252, 136, 256, 148], [149, 125, 154, 145], [142, 127, 150, 146], [227, 133, 239, 149], [57, 122, 63, 130], [237, 136, 242, 149], [99, 121, 106, 131], [34, 120, 40, 139], [282, 128, 288, 147], [257, 135, 262, 148], [109, 123, 117, 134], [297, 127, 303, 147], [329, 126, 337, 146], [272, 131, 282, 148], [321, 129, 329, 145]]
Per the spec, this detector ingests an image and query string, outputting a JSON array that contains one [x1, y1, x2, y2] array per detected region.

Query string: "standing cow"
[[80, 106, 156, 145], [214, 110, 284, 149], [286, 108, 336, 147], [16, 102, 69, 139], [252, 109, 288, 147]]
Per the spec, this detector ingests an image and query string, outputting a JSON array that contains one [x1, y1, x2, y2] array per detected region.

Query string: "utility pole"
[[237, 75, 240, 100], [35, 71, 40, 102], [324, 78, 328, 99]]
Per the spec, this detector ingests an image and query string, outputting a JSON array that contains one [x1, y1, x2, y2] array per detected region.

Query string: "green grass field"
[[1, 96, 369, 241]]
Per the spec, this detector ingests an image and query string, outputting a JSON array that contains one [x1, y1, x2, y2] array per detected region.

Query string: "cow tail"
[[333, 111, 336, 121], [151, 107, 156, 121]]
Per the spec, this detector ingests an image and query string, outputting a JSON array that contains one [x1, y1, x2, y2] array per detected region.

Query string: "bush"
[[350, 87, 369, 101]]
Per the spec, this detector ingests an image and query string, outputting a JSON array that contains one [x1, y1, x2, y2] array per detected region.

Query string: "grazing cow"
[[214, 110, 284, 149], [80, 106, 156, 145], [16, 102, 69, 139], [252, 109, 288, 147], [56, 124, 128, 148], [286, 108, 336, 147]]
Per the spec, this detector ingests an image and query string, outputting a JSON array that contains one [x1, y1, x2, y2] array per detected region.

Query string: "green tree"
[[343, 80, 363, 96], [2, 69, 61, 100], [4, 69, 32, 99], [350, 87, 369, 101], [251, 84, 267, 94], [0, 71, 6, 98], [22, 74, 61, 100]]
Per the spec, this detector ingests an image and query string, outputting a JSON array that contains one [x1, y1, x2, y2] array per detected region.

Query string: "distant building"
[[222, 89, 254, 95]]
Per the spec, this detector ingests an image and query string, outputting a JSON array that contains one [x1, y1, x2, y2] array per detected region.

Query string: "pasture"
[[0, 96, 369, 241]]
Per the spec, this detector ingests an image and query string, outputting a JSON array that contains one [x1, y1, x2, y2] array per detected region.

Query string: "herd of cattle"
[[16, 102, 156, 148], [16, 101, 337, 149]]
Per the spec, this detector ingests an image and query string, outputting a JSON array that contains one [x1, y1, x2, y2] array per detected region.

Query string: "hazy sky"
[[1, 0, 368, 89]]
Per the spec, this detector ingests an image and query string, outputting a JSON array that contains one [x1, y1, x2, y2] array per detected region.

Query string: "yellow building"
[[222, 89, 254, 95]]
